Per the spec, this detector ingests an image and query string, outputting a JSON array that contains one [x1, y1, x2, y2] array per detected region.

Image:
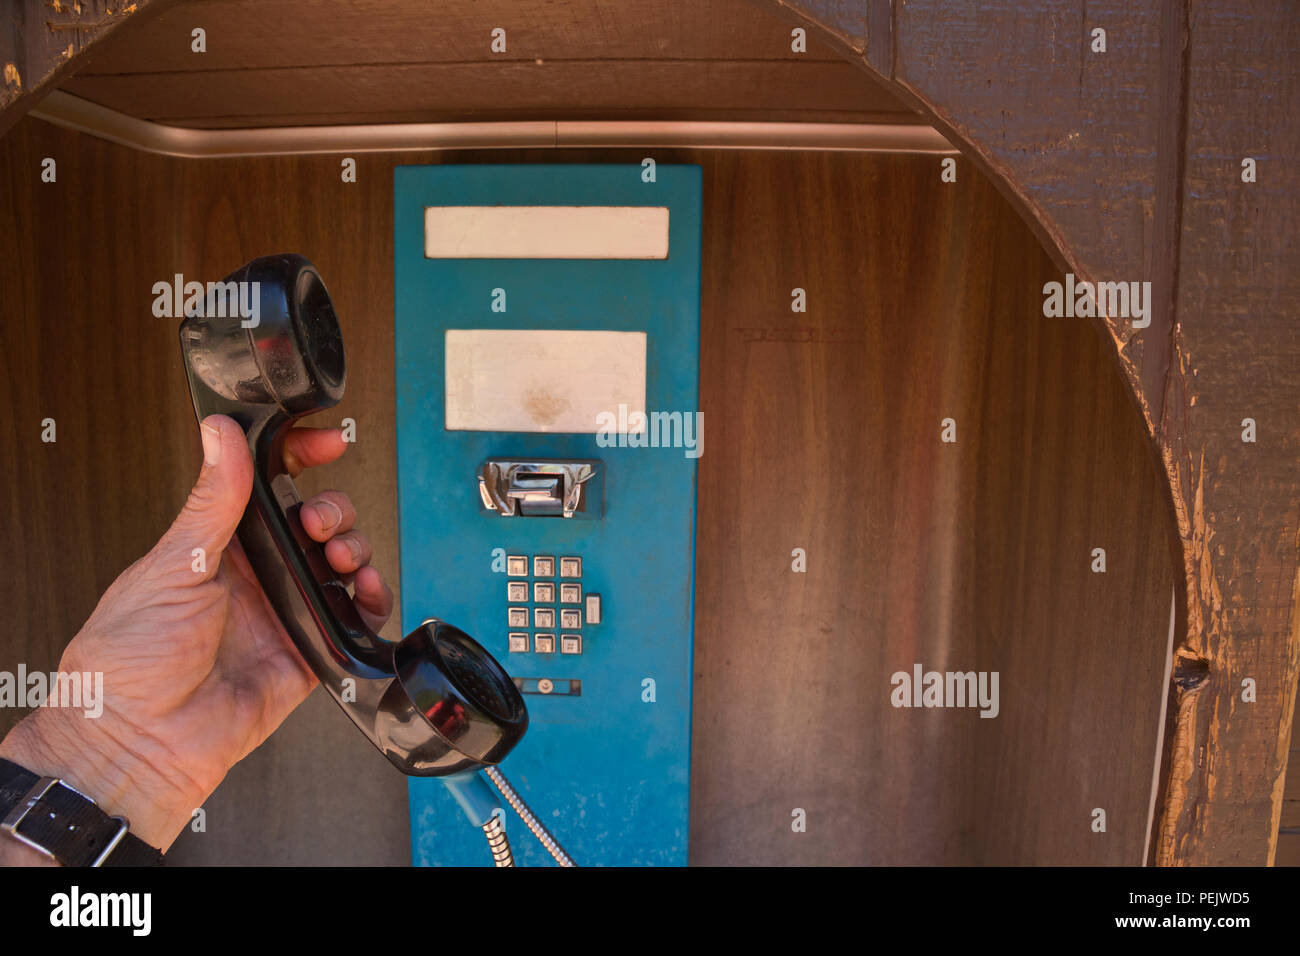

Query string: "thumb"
[[158, 414, 254, 579]]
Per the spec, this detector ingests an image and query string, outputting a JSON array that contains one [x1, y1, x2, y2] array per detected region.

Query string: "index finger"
[[282, 426, 347, 477]]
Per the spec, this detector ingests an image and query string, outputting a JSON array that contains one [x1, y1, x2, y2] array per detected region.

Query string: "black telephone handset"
[[178, 254, 573, 865]]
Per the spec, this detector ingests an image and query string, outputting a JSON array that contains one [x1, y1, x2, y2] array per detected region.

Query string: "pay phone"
[[395, 165, 702, 865]]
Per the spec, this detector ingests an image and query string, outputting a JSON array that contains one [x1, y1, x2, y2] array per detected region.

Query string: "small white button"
[[560, 634, 582, 655], [507, 555, 528, 576], [508, 607, 529, 627], [508, 633, 530, 653], [560, 608, 581, 629], [533, 582, 555, 604], [534, 634, 555, 653], [560, 556, 582, 578], [560, 583, 582, 604], [538, 678, 555, 694], [585, 593, 601, 625], [534, 608, 555, 629], [533, 555, 555, 577], [507, 582, 528, 602]]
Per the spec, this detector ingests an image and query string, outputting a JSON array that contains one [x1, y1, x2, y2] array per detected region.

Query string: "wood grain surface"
[[0, 117, 1175, 864], [769, 0, 1300, 868], [54, 0, 918, 129]]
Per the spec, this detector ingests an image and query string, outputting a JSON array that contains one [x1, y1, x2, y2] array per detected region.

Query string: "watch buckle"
[[1, 775, 60, 860], [1, 775, 129, 866]]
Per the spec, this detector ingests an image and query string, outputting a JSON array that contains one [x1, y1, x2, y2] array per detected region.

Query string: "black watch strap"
[[0, 758, 164, 866]]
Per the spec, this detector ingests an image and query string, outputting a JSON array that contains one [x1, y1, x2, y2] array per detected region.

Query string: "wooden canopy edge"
[[759, 0, 1300, 866], [0, 0, 181, 140]]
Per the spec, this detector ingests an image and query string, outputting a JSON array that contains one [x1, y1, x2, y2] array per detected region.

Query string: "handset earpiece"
[[177, 255, 527, 776]]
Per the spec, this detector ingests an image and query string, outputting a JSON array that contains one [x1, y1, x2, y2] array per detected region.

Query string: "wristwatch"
[[0, 759, 165, 866]]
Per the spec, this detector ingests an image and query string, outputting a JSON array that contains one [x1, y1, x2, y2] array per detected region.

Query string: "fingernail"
[[314, 501, 343, 531], [200, 420, 222, 466]]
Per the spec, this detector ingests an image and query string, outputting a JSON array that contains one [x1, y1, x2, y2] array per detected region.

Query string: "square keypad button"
[[501, 552, 593, 652]]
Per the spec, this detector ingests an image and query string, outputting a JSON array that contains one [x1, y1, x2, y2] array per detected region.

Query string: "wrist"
[[0, 707, 196, 853]]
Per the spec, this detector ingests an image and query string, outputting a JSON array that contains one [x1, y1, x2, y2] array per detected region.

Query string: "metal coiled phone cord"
[[481, 813, 514, 866], [483, 766, 578, 867]]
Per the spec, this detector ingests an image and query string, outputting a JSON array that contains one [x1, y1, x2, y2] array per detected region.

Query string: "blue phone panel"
[[394, 164, 701, 865]]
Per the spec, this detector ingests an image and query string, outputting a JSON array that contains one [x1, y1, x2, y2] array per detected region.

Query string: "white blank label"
[[445, 329, 647, 433], [425, 206, 669, 259]]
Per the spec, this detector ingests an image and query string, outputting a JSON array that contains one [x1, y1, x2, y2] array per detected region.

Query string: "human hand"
[[0, 414, 393, 861]]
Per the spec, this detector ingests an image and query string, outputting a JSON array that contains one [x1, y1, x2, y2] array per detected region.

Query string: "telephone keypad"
[[503, 552, 595, 656]]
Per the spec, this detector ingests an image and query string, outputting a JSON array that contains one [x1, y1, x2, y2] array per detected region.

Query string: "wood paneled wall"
[[770, 0, 1300, 867], [0, 117, 1176, 864]]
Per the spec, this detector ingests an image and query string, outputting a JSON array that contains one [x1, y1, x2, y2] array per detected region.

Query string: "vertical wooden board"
[[1153, 0, 1300, 866]]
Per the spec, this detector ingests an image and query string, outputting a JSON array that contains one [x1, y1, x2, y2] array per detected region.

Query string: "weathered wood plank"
[[0, 0, 178, 138], [75, 0, 844, 74], [1150, 0, 1300, 867], [59, 59, 916, 126]]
